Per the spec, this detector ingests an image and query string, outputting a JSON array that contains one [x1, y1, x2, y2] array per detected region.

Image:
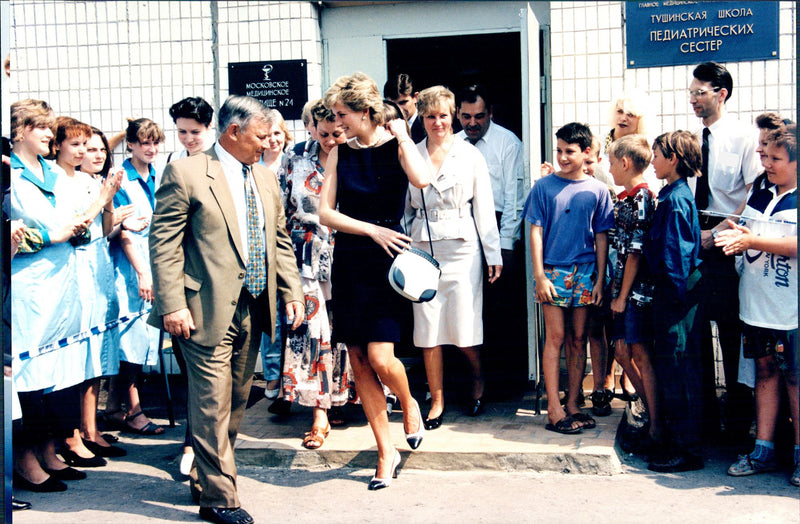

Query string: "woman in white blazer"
[[404, 86, 502, 429]]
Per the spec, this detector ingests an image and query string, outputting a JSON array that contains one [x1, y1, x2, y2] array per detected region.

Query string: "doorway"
[[385, 32, 522, 138]]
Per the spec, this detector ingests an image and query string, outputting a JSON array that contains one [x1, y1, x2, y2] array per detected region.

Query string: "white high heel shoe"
[[404, 399, 425, 450], [368, 449, 401, 490]]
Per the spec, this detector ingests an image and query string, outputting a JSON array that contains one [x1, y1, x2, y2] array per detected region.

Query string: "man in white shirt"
[[456, 85, 527, 396], [689, 61, 761, 446]]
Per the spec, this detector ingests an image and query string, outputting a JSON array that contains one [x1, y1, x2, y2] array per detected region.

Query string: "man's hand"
[[700, 229, 716, 250], [285, 300, 305, 331], [487, 264, 502, 284], [163, 308, 196, 339]]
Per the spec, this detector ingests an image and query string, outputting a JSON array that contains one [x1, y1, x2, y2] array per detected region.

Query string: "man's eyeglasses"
[[688, 87, 721, 98]]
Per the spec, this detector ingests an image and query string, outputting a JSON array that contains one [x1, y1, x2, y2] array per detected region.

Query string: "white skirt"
[[412, 238, 483, 348]]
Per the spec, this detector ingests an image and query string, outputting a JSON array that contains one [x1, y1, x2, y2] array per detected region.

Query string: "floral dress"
[[280, 143, 354, 408]]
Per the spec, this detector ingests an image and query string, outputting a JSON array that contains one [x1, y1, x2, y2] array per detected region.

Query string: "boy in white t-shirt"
[[716, 124, 798, 487]]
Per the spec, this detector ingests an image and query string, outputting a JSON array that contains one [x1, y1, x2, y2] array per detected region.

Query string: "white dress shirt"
[[214, 142, 264, 264], [690, 112, 761, 215], [457, 121, 523, 250]]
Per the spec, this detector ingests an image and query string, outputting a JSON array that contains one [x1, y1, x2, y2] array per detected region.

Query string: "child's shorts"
[[537, 262, 595, 308], [611, 302, 653, 345], [742, 323, 798, 374]]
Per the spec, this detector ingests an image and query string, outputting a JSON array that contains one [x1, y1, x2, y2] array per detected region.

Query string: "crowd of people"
[[4, 61, 797, 523]]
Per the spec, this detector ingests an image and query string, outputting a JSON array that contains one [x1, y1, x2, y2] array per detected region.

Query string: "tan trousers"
[[180, 288, 266, 508]]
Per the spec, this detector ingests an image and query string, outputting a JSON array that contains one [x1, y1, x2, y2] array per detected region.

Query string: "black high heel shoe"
[[368, 449, 401, 491], [424, 412, 444, 430], [468, 398, 484, 417], [404, 399, 424, 450], [13, 472, 67, 493], [83, 438, 127, 457], [44, 466, 87, 481], [59, 448, 107, 468]]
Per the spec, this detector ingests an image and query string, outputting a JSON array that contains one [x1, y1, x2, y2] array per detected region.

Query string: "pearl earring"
[[362, 115, 365, 121]]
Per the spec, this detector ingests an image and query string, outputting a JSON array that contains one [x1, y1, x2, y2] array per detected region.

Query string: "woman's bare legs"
[[422, 346, 444, 420], [459, 346, 483, 401], [80, 378, 110, 447]]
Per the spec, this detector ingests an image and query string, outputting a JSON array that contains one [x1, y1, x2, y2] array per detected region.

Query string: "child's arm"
[[715, 219, 797, 257], [610, 253, 640, 314], [593, 231, 608, 306], [530, 225, 557, 303]]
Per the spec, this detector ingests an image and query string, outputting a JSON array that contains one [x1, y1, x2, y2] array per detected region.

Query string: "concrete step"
[[235, 395, 624, 475]]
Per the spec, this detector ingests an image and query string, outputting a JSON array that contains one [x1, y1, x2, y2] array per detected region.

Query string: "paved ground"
[[11, 379, 800, 523]]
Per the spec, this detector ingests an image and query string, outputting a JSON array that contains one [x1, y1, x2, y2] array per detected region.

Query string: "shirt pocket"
[[716, 152, 742, 193]]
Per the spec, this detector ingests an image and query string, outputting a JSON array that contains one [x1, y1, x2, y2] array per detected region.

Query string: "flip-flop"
[[545, 415, 582, 434], [570, 412, 596, 429]]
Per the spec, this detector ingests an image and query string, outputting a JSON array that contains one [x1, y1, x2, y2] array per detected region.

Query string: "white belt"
[[416, 205, 471, 222]]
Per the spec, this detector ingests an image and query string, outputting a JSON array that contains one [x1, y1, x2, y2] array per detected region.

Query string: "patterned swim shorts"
[[536, 262, 596, 308]]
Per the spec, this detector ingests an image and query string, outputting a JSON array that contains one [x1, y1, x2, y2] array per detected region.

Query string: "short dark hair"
[[692, 61, 733, 102], [653, 131, 702, 179], [169, 96, 214, 126], [555, 122, 593, 151], [767, 124, 796, 163], [755, 112, 787, 131], [383, 73, 415, 100], [456, 84, 491, 111]]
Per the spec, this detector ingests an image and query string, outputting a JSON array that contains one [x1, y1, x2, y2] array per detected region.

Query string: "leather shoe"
[[648, 453, 704, 473], [13, 472, 67, 492], [59, 448, 107, 468], [424, 413, 443, 430], [467, 398, 484, 417], [83, 438, 127, 457], [12, 498, 32, 511], [199, 506, 254, 524], [45, 466, 87, 481]]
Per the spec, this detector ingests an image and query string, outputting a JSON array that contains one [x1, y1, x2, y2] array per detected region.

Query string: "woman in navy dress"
[[319, 72, 431, 490]]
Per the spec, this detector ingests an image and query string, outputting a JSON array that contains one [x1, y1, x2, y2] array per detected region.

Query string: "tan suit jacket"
[[148, 148, 303, 345]]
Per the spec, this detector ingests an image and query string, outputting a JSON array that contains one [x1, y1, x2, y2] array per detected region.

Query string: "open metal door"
[[521, 3, 545, 409]]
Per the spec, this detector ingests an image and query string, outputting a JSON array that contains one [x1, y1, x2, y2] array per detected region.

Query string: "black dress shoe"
[[424, 413, 443, 430], [648, 453, 704, 473], [467, 398, 484, 417], [83, 438, 127, 457], [59, 448, 107, 468], [45, 467, 87, 481], [12, 498, 32, 511], [13, 472, 67, 492], [268, 398, 292, 416], [199, 506, 254, 524]]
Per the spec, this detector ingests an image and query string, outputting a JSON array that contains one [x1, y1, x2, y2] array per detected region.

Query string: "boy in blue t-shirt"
[[523, 123, 614, 434]]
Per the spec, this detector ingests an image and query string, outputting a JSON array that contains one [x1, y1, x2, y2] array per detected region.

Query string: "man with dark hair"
[[689, 61, 761, 446], [456, 84, 527, 397], [150, 95, 304, 524], [383, 73, 425, 143]]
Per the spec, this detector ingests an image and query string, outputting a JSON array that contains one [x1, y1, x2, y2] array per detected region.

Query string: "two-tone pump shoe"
[[404, 399, 425, 450], [368, 449, 401, 491]]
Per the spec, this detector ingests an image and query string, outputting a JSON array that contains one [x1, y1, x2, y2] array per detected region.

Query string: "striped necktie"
[[243, 164, 266, 297]]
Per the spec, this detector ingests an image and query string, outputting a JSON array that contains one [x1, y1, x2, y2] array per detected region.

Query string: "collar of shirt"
[[704, 111, 730, 136], [11, 153, 58, 196], [617, 182, 650, 200], [214, 142, 264, 263]]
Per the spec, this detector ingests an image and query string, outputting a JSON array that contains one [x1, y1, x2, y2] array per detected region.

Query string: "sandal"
[[123, 411, 165, 435], [302, 424, 331, 449], [100, 409, 128, 431], [570, 412, 596, 430], [545, 415, 582, 435], [727, 453, 777, 477]]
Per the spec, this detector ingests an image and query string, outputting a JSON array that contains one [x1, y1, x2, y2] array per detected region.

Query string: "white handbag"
[[388, 189, 441, 302]]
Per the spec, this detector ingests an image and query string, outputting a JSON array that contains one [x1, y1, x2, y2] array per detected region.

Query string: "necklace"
[[354, 128, 383, 149]]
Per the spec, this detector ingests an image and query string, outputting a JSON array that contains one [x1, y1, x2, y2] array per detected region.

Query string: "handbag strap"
[[403, 187, 435, 258]]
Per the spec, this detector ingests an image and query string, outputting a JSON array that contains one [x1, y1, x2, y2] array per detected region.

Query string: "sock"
[[750, 439, 775, 462], [794, 445, 799, 465]]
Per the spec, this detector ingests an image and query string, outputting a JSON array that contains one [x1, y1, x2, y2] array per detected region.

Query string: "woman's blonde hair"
[[324, 72, 384, 126], [264, 108, 293, 151], [10, 99, 55, 143], [417, 85, 456, 120], [606, 90, 653, 137]]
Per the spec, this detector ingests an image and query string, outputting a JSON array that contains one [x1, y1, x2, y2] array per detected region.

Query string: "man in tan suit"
[[149, 95, 304, 524]]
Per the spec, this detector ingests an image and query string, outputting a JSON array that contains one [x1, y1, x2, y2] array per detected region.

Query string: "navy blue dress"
[[331, 139, 411, 347]]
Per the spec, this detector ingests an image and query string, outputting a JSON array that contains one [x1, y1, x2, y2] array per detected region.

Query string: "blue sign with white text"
[[625, 1, 779, 68]]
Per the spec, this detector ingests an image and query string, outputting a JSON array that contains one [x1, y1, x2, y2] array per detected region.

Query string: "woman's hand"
[[385, 118, 412, 142], [122, 215, 150, 233], [369, 224, 411, 257], [137, 270, 153, 303], [10, 220, 25, 257], [487, 264, 502, 284], [112, 204, 136, 226], [99, 169, 124, 203]]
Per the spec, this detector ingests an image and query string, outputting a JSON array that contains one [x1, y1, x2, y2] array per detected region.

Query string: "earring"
[[362, 115, 365, 121]]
